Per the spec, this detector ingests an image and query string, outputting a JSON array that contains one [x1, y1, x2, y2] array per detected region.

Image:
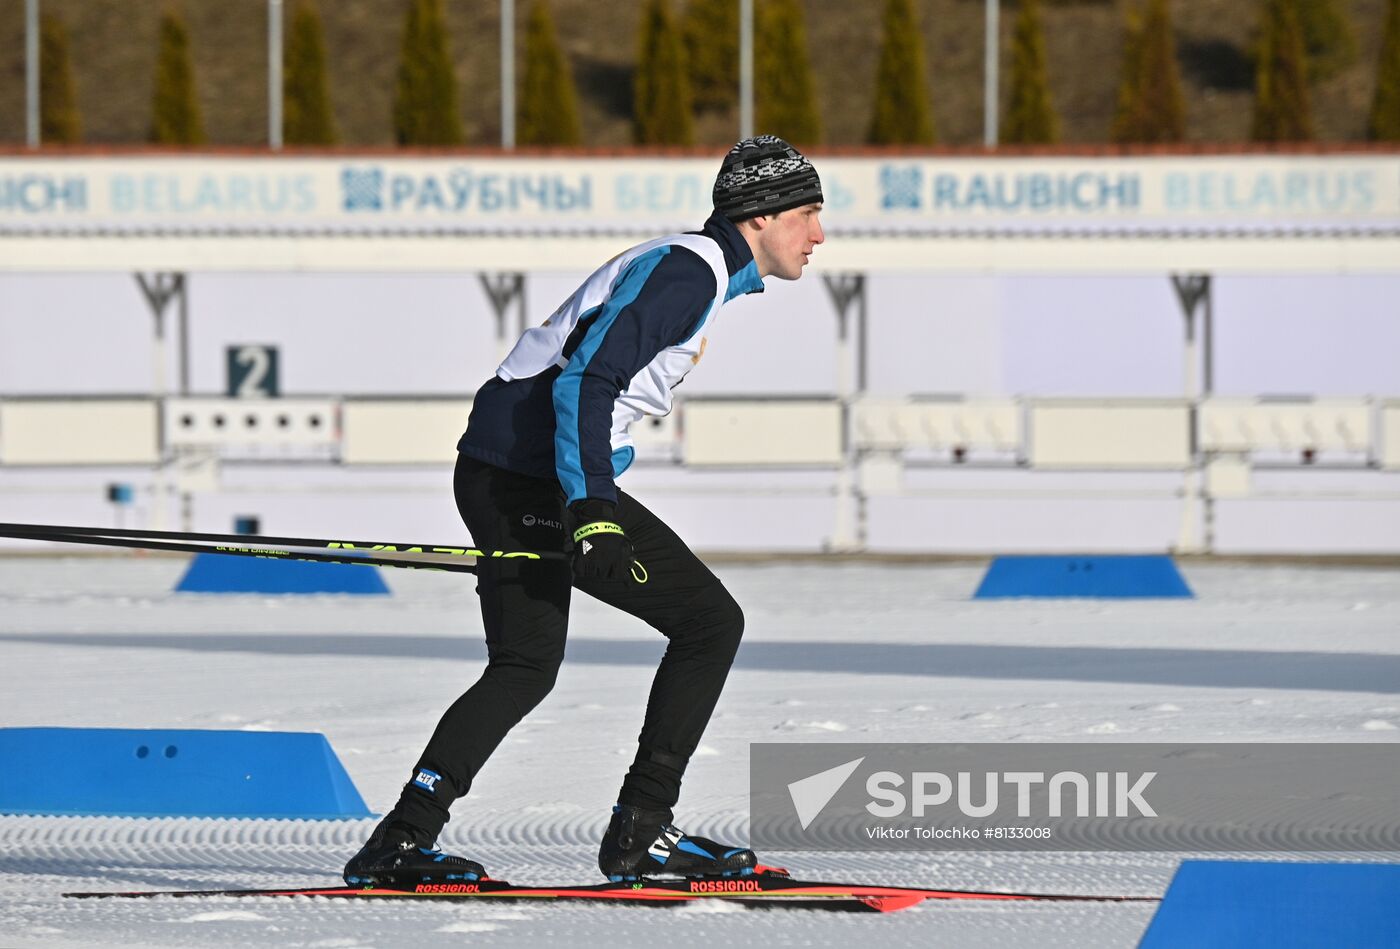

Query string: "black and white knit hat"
[[712, 135, 823, 222]]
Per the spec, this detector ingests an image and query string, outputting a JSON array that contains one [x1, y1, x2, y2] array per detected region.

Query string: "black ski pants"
[[393, 456, 745, 839]]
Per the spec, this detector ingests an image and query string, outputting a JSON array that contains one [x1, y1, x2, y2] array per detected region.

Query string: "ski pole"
[[0, 521, 565, 561], [0, 523, 565, 573]]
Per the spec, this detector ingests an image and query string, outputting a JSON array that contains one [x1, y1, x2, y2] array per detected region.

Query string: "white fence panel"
[[341, 400, 470, 465], [854, 398, 1020, 454], [0, 399, 158, 465], [683, 399, 842, 467], [1381, 402, 1400, 470], [1029, 400, 1190, 469], [1199, 398, 1373, 455]]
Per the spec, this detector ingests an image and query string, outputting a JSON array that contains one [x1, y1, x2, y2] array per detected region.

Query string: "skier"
[[344, 136, 825, 885]]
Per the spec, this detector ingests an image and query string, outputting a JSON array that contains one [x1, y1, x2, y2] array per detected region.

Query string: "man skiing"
[[344, 136, 825, 885]]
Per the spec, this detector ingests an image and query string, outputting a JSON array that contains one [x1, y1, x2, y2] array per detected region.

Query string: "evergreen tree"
[[756, 0, 821, 144], [1252, 0, 1314, 142], [393, 0, 463, 146], [1372, 0, 1400, 140], [283, 0, 338, 146], [150, 7, 206, 145], [519, 0, 582, 146], [633, 0, 694, 146], [683, 0, 738, 113], [39, 13, 81, 144], [1001, 0, 1059, 144], [1110, 0, 1185, 144], [1110, 5, 1146, 142], [867, 0, 935, 145], [1297, 0, 1356, 80]]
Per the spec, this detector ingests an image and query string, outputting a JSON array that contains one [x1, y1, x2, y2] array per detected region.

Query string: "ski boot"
[[343, 822, 486, 886], [598, 804, 768, 881]]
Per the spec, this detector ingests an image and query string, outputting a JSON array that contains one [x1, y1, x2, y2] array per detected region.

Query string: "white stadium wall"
[[1, 152, 1398, 554]]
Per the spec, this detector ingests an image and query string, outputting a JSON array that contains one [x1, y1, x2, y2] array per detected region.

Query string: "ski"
[[64, 874, 1160, 914]]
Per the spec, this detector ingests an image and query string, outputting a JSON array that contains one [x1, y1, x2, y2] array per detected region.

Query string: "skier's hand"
[[569, 499, 636, 583]]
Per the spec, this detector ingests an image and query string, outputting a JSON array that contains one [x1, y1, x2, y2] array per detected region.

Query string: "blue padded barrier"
[[0, 727, 372, 819], [175, 552, 389, 594], [973, 555, 1193, 599], [1139, 860, 1400, 948]]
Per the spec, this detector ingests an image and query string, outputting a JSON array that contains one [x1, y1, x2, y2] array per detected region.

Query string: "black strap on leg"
[[636, 748, 688, 772]]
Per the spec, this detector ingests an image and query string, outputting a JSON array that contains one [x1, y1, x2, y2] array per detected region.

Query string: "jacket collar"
[[698, 210, 765, 301]]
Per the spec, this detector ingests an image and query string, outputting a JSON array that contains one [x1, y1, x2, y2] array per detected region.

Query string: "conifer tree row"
[[1296, 0, 1356, 80], [1372, 0, 1400, 141], [519, 0, 582, 146], [284, 0, 337, 146], [1002, 0, 1059, 145], [151, 7, 205, 145], [867, 0, 935, 145], [1252, 0, 1314, 142], [394, 0, 463, 146], [683, 0, 738, 113], [756, 0, 821, 144], [634, 0, 694, 145], [1110, 0, 1185, 144], [40, 13, 80, 144], [37, 0, 1393, 149]]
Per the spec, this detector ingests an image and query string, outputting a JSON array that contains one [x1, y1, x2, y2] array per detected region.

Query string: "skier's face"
[[754, 203, 824, 280]]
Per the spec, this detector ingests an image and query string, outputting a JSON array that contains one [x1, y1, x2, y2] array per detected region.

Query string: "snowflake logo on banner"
[[879, 165, 922, 210], [341, 167, 384, 212]]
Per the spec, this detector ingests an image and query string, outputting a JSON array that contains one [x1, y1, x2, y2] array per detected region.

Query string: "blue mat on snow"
[[175, 552, 388, 594], [0, 727, 372, 819], [1139, 860, 1400, 948], [973, 555, 1193, 599]]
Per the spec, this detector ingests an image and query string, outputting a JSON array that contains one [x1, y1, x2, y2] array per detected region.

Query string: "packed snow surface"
[[2, 556, 1398, 947]]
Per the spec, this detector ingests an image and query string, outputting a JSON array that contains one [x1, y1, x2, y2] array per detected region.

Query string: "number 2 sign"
[[226, 345, 280, 398]]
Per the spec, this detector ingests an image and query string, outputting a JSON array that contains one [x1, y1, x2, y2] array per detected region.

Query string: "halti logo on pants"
[[413, 769, 442, 793]]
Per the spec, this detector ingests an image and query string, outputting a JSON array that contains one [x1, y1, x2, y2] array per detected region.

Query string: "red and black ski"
[[64, 873, 1160, 914]]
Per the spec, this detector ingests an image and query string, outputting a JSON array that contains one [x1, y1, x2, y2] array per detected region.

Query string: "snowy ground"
[[2, 555, 1398, 948]]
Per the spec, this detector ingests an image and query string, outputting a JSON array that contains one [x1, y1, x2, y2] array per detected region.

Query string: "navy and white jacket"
[[458, 211, 765, 505]]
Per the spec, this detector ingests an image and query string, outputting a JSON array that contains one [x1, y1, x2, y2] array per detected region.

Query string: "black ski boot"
[[598, 804, 759, 881], [343, 822, 486, 886]]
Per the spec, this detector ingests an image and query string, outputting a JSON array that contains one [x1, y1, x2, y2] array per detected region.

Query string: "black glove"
[[569, 499, 636, 583]]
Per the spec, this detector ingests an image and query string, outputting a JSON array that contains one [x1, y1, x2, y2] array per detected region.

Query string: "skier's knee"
[[518, 668, 558, 714], [487, 657, 561, 718], [693, 583, 745, 660]]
